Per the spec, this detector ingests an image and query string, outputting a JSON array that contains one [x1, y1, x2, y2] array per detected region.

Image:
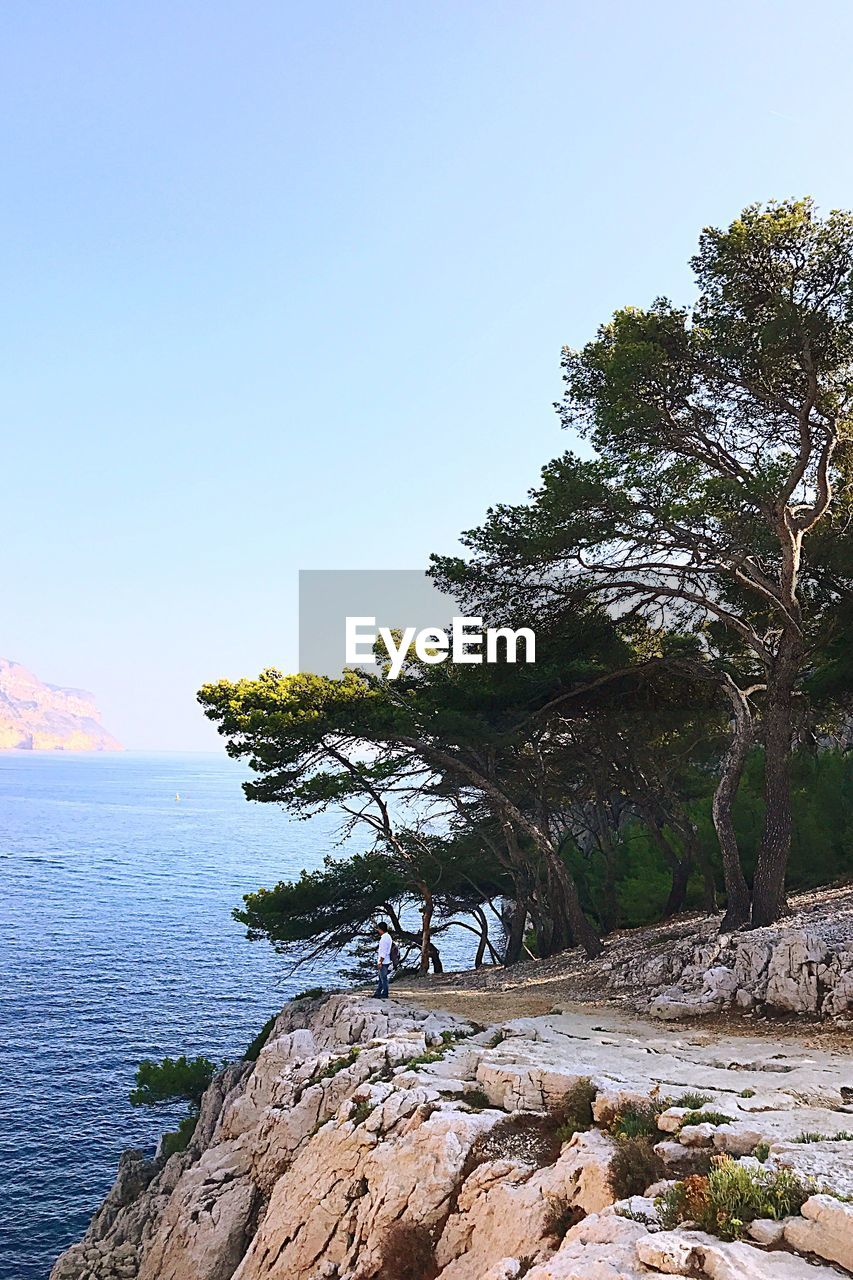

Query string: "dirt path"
[[390, 971, 853, 1053]]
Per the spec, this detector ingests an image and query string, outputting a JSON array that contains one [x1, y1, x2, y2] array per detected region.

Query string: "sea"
[[0, 751, 469, 1280]]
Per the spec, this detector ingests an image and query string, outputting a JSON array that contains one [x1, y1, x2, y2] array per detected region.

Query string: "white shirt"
[[377, 932, 392, 964]]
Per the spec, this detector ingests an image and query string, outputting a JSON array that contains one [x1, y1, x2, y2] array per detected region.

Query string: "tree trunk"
[[473, 907, 488, 968], [752, 646, 799, 926], [427, 941, 443, 973], [504, 892, 528, 966], [419, 888, 434, 975], [546, 855, 602, 957], [713, 677, 753, 931], [662, 855, 691, 918]]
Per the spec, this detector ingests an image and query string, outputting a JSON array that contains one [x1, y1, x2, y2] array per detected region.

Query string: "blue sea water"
[[0, 751, 376, 1280]]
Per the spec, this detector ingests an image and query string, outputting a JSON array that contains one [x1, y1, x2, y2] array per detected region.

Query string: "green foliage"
[[160, 1113, 198, 1158], [752, 1142, 771, 1162], [317, 1047, 361, 1080], [402, 1048, 447, 1069], [244, 1015, 277, 1062], [656, 1158, 811, 1239], [552, 1078, 598, 1143], [608, 1137, 667, 1200], [130, 1055, 216, 1109], [293, 986, 326, 1001], [795, 1131, 826, 1143], [609, 1101, 664, 1142], [462, 1089, 495, 1112], [675, 1092, 714, 1109], [350, 1099, 375, 1126], [680, 1110, 732, 1129]]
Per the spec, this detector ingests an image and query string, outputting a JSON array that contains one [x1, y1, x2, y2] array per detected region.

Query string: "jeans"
[[373, 961, 390, 999]]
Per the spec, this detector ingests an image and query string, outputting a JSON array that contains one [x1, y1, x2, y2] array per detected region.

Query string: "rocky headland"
[[0, 657, 122, 751], [51, 904, 853, 1280]]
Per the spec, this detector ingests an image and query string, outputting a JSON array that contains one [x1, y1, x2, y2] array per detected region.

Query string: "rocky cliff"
[[0, 657, 122, 750], [51, 989, 853, 1280]]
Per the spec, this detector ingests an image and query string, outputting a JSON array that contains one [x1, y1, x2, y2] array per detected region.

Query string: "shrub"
[[244, 1014, 277, 1062], [551, 1078, 597, 1143], [350, 1099, 375, 1126], [130, 1055, 217, 1109], [379, 1222, 438, 1280], [657, 1157, 811, 1240], [462, 1088, 494, 1111], [293, 986, 326, 1001], [609, 1101, 664, 1142], [739, 1089, 756, 1099], [833, 1130, 853, 1141], [752, 1141, 771, 1162], [680, 1110, 732, 1129], [608, 1136, 667, 1200], [795, 1131, 826, 1143], [160, 1113, 197, 1158], [543, 1194, 584, 1241]]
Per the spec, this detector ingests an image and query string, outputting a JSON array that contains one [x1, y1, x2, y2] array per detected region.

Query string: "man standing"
[[373, 922, 391, 999]]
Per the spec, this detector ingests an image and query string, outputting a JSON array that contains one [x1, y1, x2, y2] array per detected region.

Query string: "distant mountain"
[[0, 658, 123, 751]]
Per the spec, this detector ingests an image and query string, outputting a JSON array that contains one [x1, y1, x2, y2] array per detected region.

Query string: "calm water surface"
[[0, 751, 365, 1280]]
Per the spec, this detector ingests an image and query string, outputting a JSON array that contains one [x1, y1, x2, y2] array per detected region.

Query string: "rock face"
[[0, 657, 122, 750], [618, 907, 853, 1022], [50, 995, 853, 1280]]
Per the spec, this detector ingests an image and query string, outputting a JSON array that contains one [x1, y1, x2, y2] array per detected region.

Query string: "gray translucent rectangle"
[[299, 569, 458, 677]]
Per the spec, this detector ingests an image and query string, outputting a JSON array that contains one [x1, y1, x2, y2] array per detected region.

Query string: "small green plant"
[[485, 1030, 506, 1048], [318, 1046, 361, 1080], [403, 1048, 447, 1070], [462, 1088, 494, 1111], [739, 1089, 756, 1099], [552, 1078, 597, 1143], [680, 1110, 732, 1129], [674, 1091, 713, 1109], [543, 1194, 584, 1241], [656, 1157, 811, 1240], [292, 986, 326, 1001], [752, 1141, 771, 1162], [160, 1113, 198, 1158], [609, 1100, 663, 1142], [244, 1014, 277, 1062], [833, 1130, 853, 1141], [440, 1028, 469, 1044], [795, 1131, 826, 1143], [608, 1136, 667, 1200], [615, 1204, 657, 1224], [350, 1099, 375, 1126]]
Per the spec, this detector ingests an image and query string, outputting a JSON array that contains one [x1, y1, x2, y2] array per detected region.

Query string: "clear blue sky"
[[3, 1, 853, 750]]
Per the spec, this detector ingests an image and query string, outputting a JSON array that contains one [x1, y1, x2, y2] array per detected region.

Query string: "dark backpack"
[[389, 941, 401, 969]]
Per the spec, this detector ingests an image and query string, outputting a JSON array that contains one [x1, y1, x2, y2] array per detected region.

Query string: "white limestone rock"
[[784, 1193, 853, 1273]]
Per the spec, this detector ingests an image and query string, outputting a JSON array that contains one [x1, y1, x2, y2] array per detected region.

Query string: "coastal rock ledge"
[[52, 993, 853, 1280]]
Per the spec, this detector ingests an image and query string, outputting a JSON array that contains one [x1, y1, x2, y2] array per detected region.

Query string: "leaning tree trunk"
[[713, 677, 753, 931], [752, 644, 800, 927], [543, 853, 602, 957]]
